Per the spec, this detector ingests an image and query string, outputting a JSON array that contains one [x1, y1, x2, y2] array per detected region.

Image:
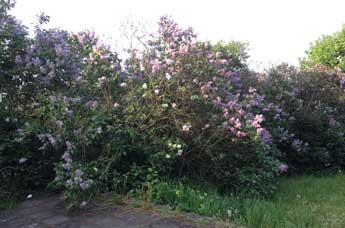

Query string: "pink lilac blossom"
[[179, 44, 189, 55], [129, 16, 281, 147], [150, 58, 161, 74]]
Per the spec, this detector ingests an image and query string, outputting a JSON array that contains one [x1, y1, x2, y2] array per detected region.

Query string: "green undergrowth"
[[132, 173, 345, 228]]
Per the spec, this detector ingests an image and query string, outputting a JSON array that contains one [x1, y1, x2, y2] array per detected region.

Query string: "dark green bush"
[[256, 64, 345, 172]]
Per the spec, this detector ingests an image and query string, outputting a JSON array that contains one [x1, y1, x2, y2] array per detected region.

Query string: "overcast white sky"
[[10, 0, 345, 70]]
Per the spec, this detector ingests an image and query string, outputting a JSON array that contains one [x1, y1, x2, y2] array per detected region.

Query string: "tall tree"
[[301, 25, 345, 71]]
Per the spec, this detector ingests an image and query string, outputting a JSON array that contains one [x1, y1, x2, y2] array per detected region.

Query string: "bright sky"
[[11, 0, 345, 70]]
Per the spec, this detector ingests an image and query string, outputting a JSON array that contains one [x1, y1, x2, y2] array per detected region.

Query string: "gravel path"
[[0, 196, 224, 228]]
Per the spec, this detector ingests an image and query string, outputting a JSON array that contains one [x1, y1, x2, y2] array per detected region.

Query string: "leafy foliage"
[[301, 25, 345, 71]]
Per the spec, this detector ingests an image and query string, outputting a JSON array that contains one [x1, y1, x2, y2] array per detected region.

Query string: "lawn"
[[238, 173, 345, 228], [141, 173, 345, 228]]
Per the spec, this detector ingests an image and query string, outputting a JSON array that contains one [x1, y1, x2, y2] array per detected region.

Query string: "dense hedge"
[[1, 1, 345, 207]]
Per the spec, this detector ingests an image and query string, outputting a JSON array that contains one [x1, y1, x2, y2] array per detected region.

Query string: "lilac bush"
[[2, 1, 345, 206], [0, 2, 129, 206], [0, 0, 39, 199], [122, 16, 284, 194], [256, 64, 345, 171]]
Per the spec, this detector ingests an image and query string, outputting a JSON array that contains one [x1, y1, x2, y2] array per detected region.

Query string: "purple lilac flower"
[[71, 97, 81, 104], [165, 58, 173, 65], [110, 63, 118, 70], [150, 58, 161, 74], [292, 139, 304, 151], [79, 181, 90, 190], [340, 76, 345, 88], [47, 134, 56, 145], [49, 96, 57, 103], [32, 57, 41, 66], [56, 120, 63, 128], [15, 55, 22, 65], [73, 128, 82, 135], [48, 70, 56, 78], [329, 118, 338, 127], [65, 179, 73, 187], [37, 133, 56, 146], [74, 177, 83, 184], [17, 128, 25, 136], [65, 108, 74, 117], [40, 66, 47, 74], [257, 128, 272, 144], [63, 96, 70, 104], [66, 141, 73, 151], [85, 100, 98, 108], [62, 163, 72, 170], [75, 169, 84, 177], [62, 152, 71, 161], [278, 164, 289, 172]]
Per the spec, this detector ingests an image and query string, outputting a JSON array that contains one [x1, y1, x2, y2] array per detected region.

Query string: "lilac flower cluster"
[[60, 141, 93, 191], [274, 127, 309, 152], [14, 22, 121, 93], [278, 164, 288, 172], [61, 141, 73, 170], [37, 133, 56, 150]]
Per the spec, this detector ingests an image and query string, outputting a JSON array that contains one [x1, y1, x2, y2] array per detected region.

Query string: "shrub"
[[257, 64, 345, 171], [122, 16, 283, 195], [0, 3, 135, 205], [0, 0, 37, 199], [5, 1, 345, 207]]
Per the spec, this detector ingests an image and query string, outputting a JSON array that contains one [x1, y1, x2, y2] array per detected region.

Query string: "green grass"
[[0, 196, 17, 210], [140, 173, 345, 228]]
